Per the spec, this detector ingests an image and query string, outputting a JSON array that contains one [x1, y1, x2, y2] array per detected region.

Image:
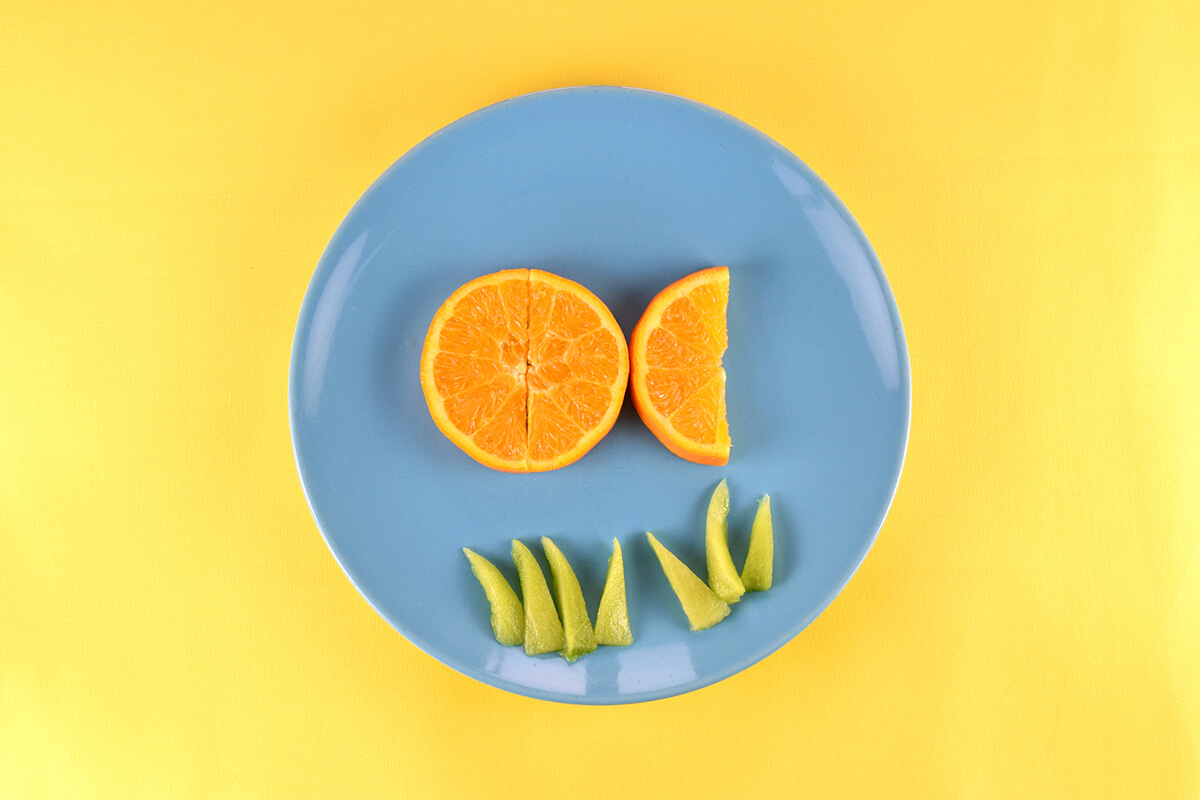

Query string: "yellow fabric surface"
[[2, 1, 1197, 796]]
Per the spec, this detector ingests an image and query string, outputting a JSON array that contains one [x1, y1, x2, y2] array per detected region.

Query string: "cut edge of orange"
[[419, 269, 530, 473], [629, 266, 731, 466], [420, 269, 629, 473], [525, 270, 629, 473]]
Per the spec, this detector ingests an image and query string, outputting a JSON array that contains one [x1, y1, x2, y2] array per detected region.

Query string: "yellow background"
[[3, 0, 1198, 796]]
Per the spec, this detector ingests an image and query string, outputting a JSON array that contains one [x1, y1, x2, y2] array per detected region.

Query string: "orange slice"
[[629, 266, 730, 465], [420, 269, 628, 472]]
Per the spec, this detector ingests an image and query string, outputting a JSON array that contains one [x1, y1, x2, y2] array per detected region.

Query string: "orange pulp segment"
[[629, 266, 730, 465], [420, 269, 628, 472]]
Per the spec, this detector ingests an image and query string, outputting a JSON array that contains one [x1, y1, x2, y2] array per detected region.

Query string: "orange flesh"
[[422, 270, 628, 472], [631, 267, 730, 465]]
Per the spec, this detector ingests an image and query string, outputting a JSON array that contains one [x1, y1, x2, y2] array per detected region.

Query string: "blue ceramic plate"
[[289, 87, 910, 704]]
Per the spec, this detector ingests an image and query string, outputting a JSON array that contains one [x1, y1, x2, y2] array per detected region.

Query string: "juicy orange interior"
[[430, 276, 529, 461], [427, 271, 624, 467], [642, 278, 729, 445]]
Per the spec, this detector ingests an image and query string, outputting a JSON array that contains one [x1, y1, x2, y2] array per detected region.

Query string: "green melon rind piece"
[[540, 537, 597, 662], [594, 538, 633, 646], [511, 540, 565, 655], [646, 532, 730, 631], [462, 548, 525, 647], [740, 495, 774, 591], [705, 479, 745, 604]]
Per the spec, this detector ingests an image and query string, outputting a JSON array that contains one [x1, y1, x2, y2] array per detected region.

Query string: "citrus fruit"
[[629, 266, 730, 465], [420, 269, 629, 472]]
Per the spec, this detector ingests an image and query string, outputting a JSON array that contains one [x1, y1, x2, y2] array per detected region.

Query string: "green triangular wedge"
[[541, 537, 596, 662], [511, 540, 565, 655], [646, 532, 730, 631], [740, 495, 774, 591], [705, 479, 745, 604], [462, 548, 524, 646], [594, 538, 633, 646]]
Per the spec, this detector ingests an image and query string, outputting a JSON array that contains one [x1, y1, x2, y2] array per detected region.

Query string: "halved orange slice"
[[420, 270, 628, 472], [629, 266, 730, 465]]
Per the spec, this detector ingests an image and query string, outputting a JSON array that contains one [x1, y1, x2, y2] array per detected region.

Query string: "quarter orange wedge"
[[629, 266, 730, 465], [420, 269, 628, 472]]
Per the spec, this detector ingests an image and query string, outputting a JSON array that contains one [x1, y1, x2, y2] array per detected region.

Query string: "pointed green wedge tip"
[[594, 538, 633, 646], [541, 537, 597, 662], [646, 532, 730, 631], [740, 494, 774, 591], [705, 479, 745, 604], [462, 548, 524, 647], [511, 540, 565, 655]]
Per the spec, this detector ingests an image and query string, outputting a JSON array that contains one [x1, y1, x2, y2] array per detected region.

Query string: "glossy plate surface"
[[289, 87, 910, 704]]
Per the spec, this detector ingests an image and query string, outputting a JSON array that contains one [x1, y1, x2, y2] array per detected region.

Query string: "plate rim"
[[288, 85, 912, 704]]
